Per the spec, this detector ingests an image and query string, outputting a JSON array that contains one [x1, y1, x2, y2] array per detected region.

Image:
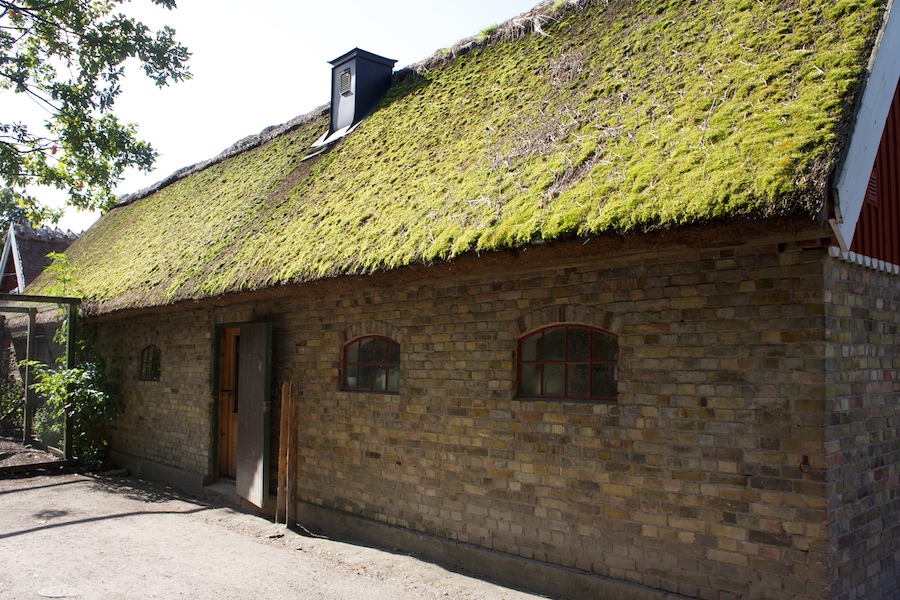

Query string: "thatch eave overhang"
[[77, 215, 831, 321]]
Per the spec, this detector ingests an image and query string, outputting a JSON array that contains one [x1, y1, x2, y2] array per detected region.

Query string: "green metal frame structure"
[[0, 293, 80, 460]]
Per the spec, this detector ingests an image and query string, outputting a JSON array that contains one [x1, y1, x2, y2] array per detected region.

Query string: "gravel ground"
[[0, 471, 549, 600]]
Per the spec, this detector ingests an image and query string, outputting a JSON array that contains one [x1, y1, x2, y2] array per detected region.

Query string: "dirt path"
[[0, 472, 547, 600]]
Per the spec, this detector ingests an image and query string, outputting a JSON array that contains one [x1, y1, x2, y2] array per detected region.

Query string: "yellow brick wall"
[[824, 259, 900, 600], [100, 308, 215, 476], [282, 243, 832, 599], [92, 242, 880, 600]]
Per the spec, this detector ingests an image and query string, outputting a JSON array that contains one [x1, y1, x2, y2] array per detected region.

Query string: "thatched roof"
[[31, 0, 890, 314], [2, 224, 80, 293]]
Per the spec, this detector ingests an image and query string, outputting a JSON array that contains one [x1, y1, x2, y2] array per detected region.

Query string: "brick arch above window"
[[139, 344, 161, 381], [511, 304, 621, 338], [342, 320, 405, 346]]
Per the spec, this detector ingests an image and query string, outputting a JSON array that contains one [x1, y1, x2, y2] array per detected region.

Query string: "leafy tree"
[[0, 185, 59, 230], [0, 0, 190, 212], [0, 185, 28, 229], [43, 250, 79, 295]]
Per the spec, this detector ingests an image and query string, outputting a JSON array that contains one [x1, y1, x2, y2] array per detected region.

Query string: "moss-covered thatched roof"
[[34, 0, 889, 312]]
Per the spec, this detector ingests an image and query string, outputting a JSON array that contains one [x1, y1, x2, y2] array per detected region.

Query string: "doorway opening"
[[217, 327, 240, 479], [214, 322, 272, 508]]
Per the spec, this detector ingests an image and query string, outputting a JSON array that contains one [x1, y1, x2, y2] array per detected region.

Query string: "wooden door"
[[235, 323, 272, 508], [217, 328, 240, 479]]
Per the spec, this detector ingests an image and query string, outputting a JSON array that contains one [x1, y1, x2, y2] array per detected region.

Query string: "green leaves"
[[0, 0, 191, 212], [25, 359, 121, 470], [0, 186, 61, 229], [43, 251, 81, 296]]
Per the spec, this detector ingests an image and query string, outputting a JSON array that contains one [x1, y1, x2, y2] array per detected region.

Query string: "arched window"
[[343, 336, 400, 392], [139, 345, 161, 381], [518, 325, 616, 401]]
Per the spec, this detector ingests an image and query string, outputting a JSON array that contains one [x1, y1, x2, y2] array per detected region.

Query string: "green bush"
[[33, 400, 63, 448], [0, 376, 24, 429], [25, 360, 121, 470]]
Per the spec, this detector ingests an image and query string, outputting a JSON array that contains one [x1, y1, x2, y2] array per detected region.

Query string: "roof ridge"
[[405, 0, 584, 74], [115, 104, 330, 208], [12, 222, 80, 241]]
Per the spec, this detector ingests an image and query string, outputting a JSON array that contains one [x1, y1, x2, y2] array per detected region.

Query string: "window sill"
[[513, 396, 617, 404]]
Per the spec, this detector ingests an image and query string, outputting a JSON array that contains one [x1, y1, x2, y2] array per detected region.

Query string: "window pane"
[[592, 364, 617, 399], [345, 340, 359, 364], [359, 366, 372, 390], [544, 329, 565, 361], [593, 332, 617, 360], [359, 338, 373, 363], [388, 341, 400, 364], [520, 364, 542, 396], [567, 363, 590, 397], [373, 365, 387, 391], [544, 364, 565, 396], [344, 337, 401, 393], [568, 328, 590, 361], [374, 338, 387, 363], [345, 365, 358, 390], [521, 334, 540, 362], [387, 366, 400, 392], [140, 346, 161, 381], [517, 327, 619, 401]]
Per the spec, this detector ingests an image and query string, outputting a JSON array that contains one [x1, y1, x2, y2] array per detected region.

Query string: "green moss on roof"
[[34, 0, 888, 311]]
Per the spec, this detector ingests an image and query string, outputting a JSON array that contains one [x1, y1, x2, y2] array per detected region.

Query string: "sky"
[[38, 0, 545, 231]]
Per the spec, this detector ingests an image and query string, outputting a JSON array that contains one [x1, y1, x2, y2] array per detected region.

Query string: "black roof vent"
[[315, 48, 396, 146]]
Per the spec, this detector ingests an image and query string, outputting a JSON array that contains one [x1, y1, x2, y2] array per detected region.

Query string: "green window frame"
[[517, 325, 617, 401], [343, 336, 400, 393]]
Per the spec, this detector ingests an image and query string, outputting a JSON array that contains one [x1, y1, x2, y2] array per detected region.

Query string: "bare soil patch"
[[0, 434, 61, 469]]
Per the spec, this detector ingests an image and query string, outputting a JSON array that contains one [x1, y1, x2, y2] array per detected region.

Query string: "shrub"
[[25, 359, 121, 470], [0, 376, 24, 429], [33, 399, 63, 448]]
